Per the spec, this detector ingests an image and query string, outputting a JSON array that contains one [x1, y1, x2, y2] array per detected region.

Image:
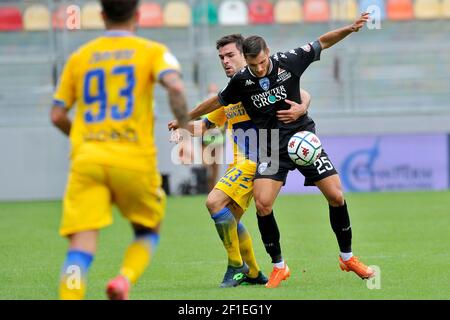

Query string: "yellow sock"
[[237, 222, 260, 278], [119, 238, 153, 284], [59, 277, 86, 300], [212, 208, 243, 267], [59, 249, 93, 300]]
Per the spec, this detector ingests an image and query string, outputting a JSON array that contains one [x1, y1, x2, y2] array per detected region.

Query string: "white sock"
[[340, 252, 353, 261], [274, 260, 285, 268]]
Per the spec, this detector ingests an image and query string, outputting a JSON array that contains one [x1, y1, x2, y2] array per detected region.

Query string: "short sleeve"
[[53, 53, 77, 109], [151, 43, 181, 82], [282, 40, 322, 77], [205, 107, 227, 127], [218, 76, 241, 106]]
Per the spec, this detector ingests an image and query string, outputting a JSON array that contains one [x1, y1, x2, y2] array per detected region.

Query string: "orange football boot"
[[339, 256, 375, 279], [265, 264, 291, 288]]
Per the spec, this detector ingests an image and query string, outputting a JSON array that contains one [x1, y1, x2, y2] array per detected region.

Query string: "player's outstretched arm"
[[168, 95, 223, 130], [186, 120, 207, 136], [319, 12, 369, 50], [190, 95, 223, 121], [160, 71, 190, 129], [50, 106, 71, 136]]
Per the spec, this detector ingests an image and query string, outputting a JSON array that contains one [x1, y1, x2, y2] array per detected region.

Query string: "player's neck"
[[105, 21, 135, 33]]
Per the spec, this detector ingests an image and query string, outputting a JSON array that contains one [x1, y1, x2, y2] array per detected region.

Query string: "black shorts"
[[254, 149, 338, 186], [254, 119, 338, 185]]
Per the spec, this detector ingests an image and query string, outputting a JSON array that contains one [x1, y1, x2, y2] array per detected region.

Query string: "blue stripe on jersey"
[[157, 69, 179, 81], [232, 120, 258, 162], [53, 99, 66, 108]]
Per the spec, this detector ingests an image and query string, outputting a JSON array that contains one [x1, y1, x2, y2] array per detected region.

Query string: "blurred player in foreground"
[[51, 0, 190, 299]]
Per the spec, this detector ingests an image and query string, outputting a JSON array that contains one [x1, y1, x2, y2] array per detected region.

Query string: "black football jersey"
[[218, 40, 322, 134]]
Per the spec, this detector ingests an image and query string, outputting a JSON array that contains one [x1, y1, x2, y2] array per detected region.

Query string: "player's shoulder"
[[132, 36, 168, 51], [233, 66, 251, 79], [69, 37, 100, 59], [272, 50, 299, 62], [230, 67, 252, 83]]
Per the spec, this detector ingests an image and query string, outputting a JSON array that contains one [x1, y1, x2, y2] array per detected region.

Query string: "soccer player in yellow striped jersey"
[[169, 34, 311, 287], [51, 0, 190, 300]]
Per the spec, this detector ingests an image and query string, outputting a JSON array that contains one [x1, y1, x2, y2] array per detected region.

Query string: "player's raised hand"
[[277, 99, 308, 124], [169, 129, 183, 143], [168, 119, 179, 131], [351, 12, 370, 32]]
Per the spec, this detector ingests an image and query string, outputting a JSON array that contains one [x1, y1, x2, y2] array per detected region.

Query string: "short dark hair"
[[101, 0, 139, 23], [216, 34, 244, 53], [242, 36, 268, 58]]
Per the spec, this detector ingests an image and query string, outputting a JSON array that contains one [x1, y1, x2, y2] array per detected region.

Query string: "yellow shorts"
[[214, 161, 256, 212], [60, 161, 166, 237]]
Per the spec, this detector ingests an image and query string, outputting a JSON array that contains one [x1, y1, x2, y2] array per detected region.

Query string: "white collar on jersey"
[[247, 58, 273, 79]]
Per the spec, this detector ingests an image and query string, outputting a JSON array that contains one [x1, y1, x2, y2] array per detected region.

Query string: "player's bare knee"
[[205, 195, 222, 214], [328, 191, 345, 207], [255, 199, 273, 215]]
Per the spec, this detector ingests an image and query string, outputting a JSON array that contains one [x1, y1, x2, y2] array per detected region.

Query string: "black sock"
[[329, 201, 352, 253], [257, 211, 282, 263]]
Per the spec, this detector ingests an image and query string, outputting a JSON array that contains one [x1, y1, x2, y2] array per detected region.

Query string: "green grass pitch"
[[0, 191, 449, 300]]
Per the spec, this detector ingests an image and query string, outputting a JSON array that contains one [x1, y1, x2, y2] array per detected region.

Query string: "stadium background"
[[0, 0, 449, 300]]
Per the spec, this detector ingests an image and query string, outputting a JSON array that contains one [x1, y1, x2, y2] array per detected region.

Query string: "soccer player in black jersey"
[[172, 13, 375, 288]]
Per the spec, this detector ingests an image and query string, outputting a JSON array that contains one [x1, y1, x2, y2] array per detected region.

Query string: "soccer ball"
[[287, 131, 322, 166]]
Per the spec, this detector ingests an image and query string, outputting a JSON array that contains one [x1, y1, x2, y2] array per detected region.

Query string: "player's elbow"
[[162, 72, 185, 96], [50, 107, 67, 127]]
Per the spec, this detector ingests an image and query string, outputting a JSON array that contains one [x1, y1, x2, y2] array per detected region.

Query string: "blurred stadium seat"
[[248, 0, 274, 25], [138, 2, 163, 27], [331, 0, 358, 21], [24, 4, 50, 31], [164, 1, 192, 27], [414, 0, 442, 20], [193, 0, 218, 25], [0, 6, 23, 31], [218, 0, 248, 25], [444, 0, 450, 18], [81, 2, 103, 29], [52, 5, 68, 29], [359, 0, 386, 20], [274, 0, 302, 24], [303, 0, 330, 23], [386, 0, 414, 21]]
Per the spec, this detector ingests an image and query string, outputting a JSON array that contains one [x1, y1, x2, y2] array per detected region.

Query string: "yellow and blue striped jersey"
[[205, 102, 258, 164], [53, 30, 180, 171]]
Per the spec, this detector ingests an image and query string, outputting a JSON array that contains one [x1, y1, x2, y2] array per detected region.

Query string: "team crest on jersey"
[[259, 77, 270, 91]]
